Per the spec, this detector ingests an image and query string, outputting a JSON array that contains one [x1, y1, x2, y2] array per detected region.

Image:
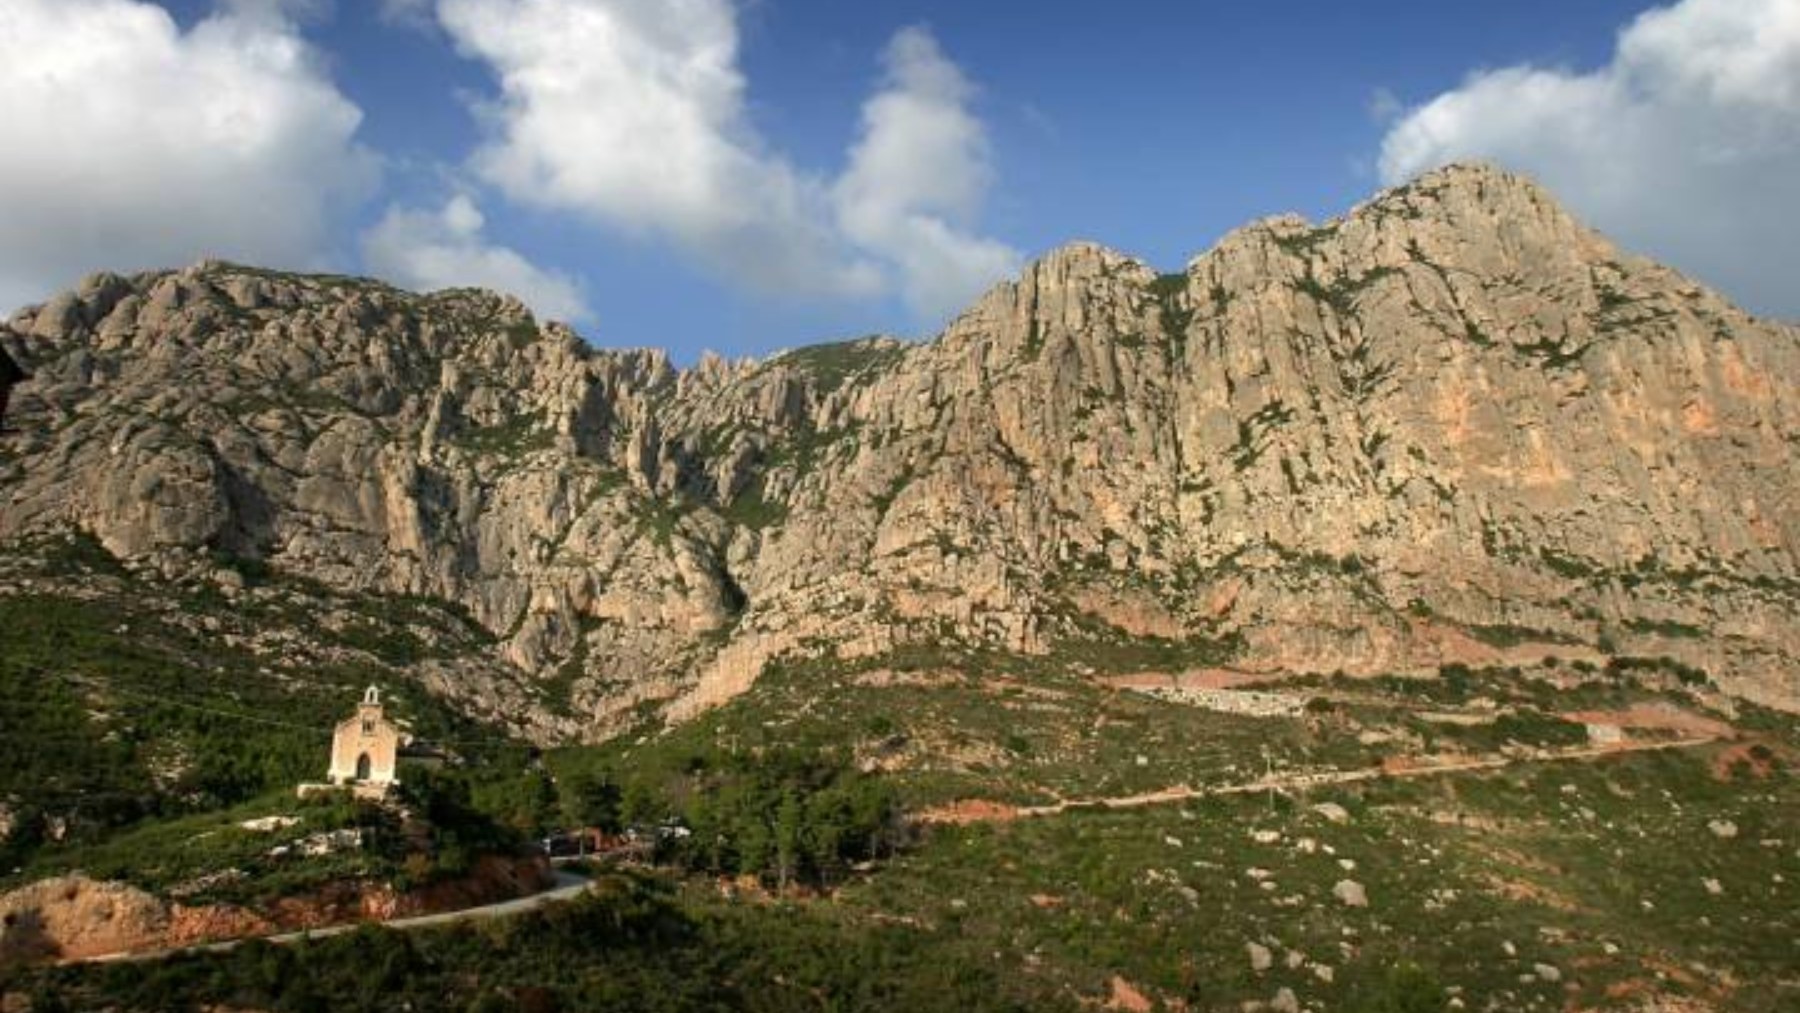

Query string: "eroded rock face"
[[0, 859, 550, 963], [0, 874, 170, 962], [3, 164, 1797, 732]]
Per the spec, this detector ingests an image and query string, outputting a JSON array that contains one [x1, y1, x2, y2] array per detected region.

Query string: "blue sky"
[[4, 0, 1794, 361]]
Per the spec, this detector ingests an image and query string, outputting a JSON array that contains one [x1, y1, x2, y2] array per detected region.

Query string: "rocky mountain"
[[3, 162, 1796, 735]]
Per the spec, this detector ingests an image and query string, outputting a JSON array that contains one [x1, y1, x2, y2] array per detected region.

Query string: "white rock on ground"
[[1333, 880, 1368, 907]]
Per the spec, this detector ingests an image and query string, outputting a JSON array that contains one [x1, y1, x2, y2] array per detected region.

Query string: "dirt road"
[[81, 869, 594, 965], [917, 735, 1719, 825]]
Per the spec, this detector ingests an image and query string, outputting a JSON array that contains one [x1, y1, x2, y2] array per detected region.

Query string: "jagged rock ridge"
[[3, 163, 1797, 731]]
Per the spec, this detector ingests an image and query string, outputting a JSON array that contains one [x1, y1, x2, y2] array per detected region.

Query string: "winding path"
[[916, 734, 1720, 825], [81, 869, 594, 965]]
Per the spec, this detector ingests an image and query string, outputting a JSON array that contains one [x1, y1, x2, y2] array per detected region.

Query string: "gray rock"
[[1333, 880, 1368, 908], [1311, 802, 1351, 824]]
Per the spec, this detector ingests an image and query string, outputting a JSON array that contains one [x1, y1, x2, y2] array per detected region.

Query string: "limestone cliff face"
[[3, 164, 1797, 729]]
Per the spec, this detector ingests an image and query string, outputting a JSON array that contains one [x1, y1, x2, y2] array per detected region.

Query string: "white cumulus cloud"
[[433, 0, 1016, 324], [1379, 0, 1800, 318], [0, 0, 377, 314], [361, 194, 593, 323], [436, 0, 881, 300], [835, 27, 1022, 320]]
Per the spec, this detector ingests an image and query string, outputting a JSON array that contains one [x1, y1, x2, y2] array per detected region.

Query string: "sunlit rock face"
[[4, 163, 1797, 733]]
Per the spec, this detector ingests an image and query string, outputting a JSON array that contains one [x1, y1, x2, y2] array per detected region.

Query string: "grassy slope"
[[11, 746, 1795, 1012], [0, 535, 539, 881], [841, 745, 1799, 1011], [553, 650, 1382, 811], [542, 653, 1798, 1011]]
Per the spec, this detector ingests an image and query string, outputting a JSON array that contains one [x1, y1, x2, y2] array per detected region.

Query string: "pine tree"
[[774, 788, 803, 891]]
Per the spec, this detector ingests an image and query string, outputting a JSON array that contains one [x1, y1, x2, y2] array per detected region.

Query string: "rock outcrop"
[[0, 858, 550, 963], [0, 874, 173, 963], [3, 164, 1797, 732]]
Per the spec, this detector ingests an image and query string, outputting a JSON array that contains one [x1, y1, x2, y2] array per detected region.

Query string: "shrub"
[[1349, 962, 1448, 1013]]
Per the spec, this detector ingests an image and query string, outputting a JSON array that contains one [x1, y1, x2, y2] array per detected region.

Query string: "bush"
[[1349, 962, 1448, 1013], [397, 770, 528, 885]]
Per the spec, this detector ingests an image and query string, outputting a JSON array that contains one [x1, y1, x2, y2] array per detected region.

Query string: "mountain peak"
[[1379, 160, 1559, 207], [1354, 160, 1578, 230], [1408, 158, 1540, 190], [1025, 239, 1145, 277]]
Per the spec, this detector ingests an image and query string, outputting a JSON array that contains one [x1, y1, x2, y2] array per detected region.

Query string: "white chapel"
[[327, 686, 402, 791]]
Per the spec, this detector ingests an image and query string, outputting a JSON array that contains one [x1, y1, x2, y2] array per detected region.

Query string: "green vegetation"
[[1460, 317, 1496, 348], [775, 338, 907, 396], [0, 592, 335, 870], [8, 871, 1037, 1012], [1623, 617, 1705, 639], [4, 533, 1797, 1011], [1511, 334, 1590, 370], [454, 410, 553, 457], [1269, 544, 1369, 578], [720, 476, 788, 530], [6, 768, 529, 909], [0, 536, 534, 877], [1512, 544, 1800, 604], [636, 495, 692, 548], [17, 743, 1795, 1012], [1148, 273, 1195, 341], [551, 744, 899, 890], [1233, 400, 1296, 470], [1535, 546, 1599, 579], [1050, 626, 1246, 675], [559, 648, 1369, 812], [1459, 623, 1577, 649], [1271, 222, 1339, 257], [1408, 710, 1590, 753], [1023, 313, 1045, 360], [1146, 273, 1187, 300], [869, 462, 917, 517], [1604, 654, 1710, 687], [761, 422, 862, 482]]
